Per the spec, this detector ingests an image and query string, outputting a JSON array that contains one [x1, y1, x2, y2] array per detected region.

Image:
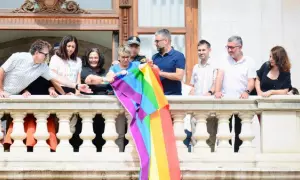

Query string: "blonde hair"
[[118, 44, 131, 56]]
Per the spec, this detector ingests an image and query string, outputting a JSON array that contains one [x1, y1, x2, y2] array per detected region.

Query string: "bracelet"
[[75, 84, 79, 90], [245, 90, 250, 94], [208, 90, 214, 95]]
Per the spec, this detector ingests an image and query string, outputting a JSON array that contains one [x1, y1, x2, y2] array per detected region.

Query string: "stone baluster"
[[215, 112, 233, 153], [238, 112, 255, 154], [193, 112, 211, 154], [79, 112, 96, 153], [33, 112, 50, 152], [10, 112, 27, 153], [102, 112, 119, 152], [124, 112, 137, 155], [172, 111, 187, 154], [56, 112, 73, 152], [0, 112, 4, 152]]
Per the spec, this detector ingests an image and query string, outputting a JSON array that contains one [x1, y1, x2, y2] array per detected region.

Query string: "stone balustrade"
[[0, 95, 300, 179]]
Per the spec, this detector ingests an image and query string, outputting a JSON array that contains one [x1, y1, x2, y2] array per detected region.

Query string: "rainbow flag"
[[111, 64, 181, 180]]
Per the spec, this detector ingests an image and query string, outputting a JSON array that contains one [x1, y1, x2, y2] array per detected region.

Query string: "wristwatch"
[[75, 84, 79, 90], [208, 90, 214, 95], [245, 89, 251, 94]]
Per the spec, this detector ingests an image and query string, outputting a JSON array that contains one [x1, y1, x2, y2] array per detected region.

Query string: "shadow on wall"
[[0, 36, 113, 71]]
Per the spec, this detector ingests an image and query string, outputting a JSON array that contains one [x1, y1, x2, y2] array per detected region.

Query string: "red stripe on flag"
[[159, 107, 181, 180]]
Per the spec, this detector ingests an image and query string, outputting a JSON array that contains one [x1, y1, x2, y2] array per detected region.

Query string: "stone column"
[[193, 112, 210, 154], [102, 112, 119, 152], [10, 112, 27, 153], [238, 112, 255, 154], [215, 112, 232, 153], [124, 112, 137, 155], [34, 112, 50, 152], [79, 112, 96, 153], [56, 112, 73, 152], [172, 111, 187, 154]]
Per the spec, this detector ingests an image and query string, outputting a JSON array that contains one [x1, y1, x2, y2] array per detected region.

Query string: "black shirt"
[[257, 62, 291, 92], [23, 77, 51, 95], [81, 66, 112, 95], [132, 55, 146, 64]]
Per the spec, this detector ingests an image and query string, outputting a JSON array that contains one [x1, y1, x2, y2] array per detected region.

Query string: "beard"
[[157, 46, 164, 54]]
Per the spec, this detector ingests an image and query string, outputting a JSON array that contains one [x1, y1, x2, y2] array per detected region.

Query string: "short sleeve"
[[175, 53, 186, 69], [49, 55, 60, 71], [190, 65, 196, 85], [109, 64, 118, 73], [212, 69, 218, 81], [256, 62, 267, 80], [247, 58, 257, 78], [77, 57, 82, 73], [1, 53, 21, 72], [81, 67, 89, 83], [282, 72, 292, 89], [215, 57, 227, 70], [152, 54, 156, 60], [41, 65, 56, 80]]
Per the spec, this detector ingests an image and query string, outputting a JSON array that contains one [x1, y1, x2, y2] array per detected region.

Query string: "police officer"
[[127, 36, 146, 63]]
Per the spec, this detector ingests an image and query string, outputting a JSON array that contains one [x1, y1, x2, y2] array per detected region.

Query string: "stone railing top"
[[256, 95, 300, 110], [0, 95, 121, 113], [0, 95, 299, 113]]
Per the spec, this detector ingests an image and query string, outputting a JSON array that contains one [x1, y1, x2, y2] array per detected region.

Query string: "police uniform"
[[132, 55, 146, 63], [127, 36, 147, 63]]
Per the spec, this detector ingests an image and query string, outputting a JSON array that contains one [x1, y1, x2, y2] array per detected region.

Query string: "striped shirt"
[[1, 52, 54, 95]]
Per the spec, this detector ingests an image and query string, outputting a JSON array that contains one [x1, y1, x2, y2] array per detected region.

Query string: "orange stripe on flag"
[[150, 111, 171, 180]]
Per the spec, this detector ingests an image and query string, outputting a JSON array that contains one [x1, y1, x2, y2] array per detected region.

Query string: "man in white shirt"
[[190, 40, 217, 96], [214, 36, 256, 152], [189, 40, 218, 151]]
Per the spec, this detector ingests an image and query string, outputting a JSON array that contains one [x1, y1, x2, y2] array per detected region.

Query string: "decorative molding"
[[119, 0, 132, 44], [13, 0, 90, 14], [119, 0, 132, 9], [120, 9, 129, 42], [0, 17, 119, 30]]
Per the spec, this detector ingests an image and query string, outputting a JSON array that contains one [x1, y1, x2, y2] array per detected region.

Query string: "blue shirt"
[[109, 61, 140, 73], [152, 48, 185, 95]]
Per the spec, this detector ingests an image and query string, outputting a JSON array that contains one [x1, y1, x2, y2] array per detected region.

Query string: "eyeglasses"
[[154, 39, 165, 43], [39, 51, 49, 57], [225, 46, 240, 50]]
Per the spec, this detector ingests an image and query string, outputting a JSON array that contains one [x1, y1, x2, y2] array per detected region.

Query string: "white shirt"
[[49, 54, 82, 85], [219, 55, 256, 97], [1, 52, 54, 95], [190, 59, 217, 95]]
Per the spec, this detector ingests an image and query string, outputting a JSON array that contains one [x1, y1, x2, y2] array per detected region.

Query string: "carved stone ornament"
[[13, 0, 90, 14], [119, 0, 132, 9]]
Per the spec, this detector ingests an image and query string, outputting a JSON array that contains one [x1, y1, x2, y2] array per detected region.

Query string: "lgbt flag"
[[111, 64, 181, 180]]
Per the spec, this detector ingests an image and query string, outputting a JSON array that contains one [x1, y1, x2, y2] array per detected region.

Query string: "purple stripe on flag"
[[137, 107, 147, 121], [131, 118, 149, 180], [113, 85, 136, 118], [112, 77, 142, 105]]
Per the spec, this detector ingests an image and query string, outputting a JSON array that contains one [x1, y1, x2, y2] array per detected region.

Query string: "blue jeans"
[[183, 129, 192, 152]]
